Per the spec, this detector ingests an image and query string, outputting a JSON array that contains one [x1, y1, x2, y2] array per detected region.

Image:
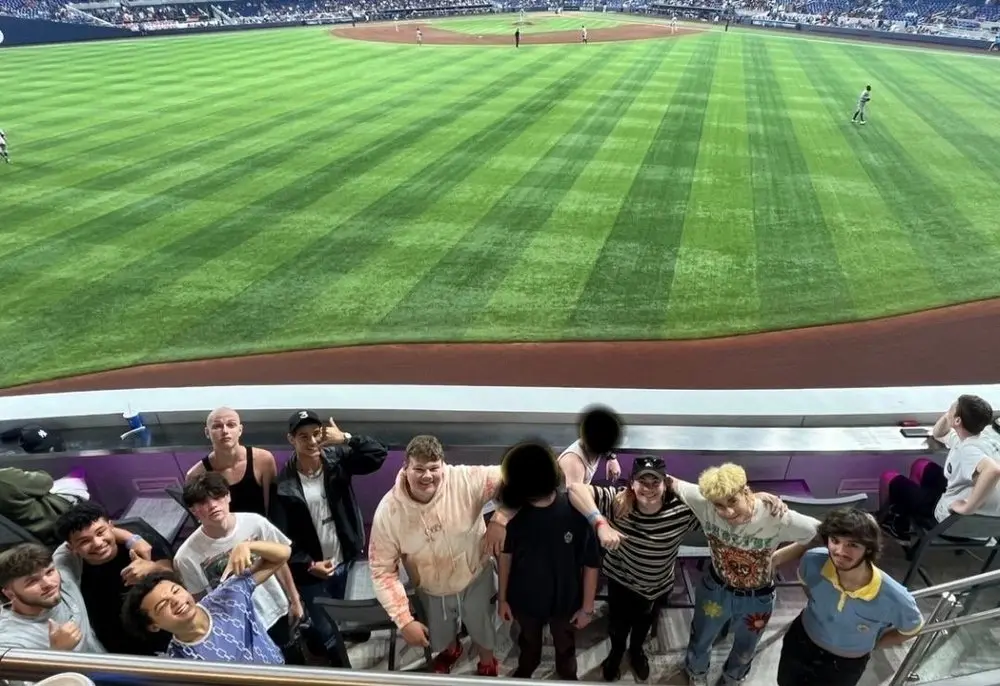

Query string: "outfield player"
[[581, 25, 588, 43], [0, 129, 9, 164], [514, 28, 520, 48], [416, 28, 423, 45], [670, 14, 678, 32], [852, 85, 871, 125], [394, 17, 399, 32]]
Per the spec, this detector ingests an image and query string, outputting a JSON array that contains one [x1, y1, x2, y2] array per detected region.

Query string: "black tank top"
[[201, 446, 267, 517]]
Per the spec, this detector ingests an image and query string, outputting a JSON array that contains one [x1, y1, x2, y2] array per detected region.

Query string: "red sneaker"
[[430, 643, 463, 674], [477, 658, 500, 677]]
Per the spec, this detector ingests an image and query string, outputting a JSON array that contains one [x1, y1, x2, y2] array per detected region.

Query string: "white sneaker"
[[860, 121, 867, 125]]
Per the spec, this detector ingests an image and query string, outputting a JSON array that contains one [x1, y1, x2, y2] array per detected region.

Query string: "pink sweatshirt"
[[369, 464, 502, 629]]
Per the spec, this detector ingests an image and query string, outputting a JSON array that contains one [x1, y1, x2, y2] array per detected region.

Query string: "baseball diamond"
[[1, 16, 999, 389]]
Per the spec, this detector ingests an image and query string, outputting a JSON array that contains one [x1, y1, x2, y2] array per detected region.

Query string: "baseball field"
[[1, 16, 999, 388]]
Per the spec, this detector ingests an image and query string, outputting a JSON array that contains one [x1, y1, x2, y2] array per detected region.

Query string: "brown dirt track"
[[3, 299, 1000, 395], [332, 22, 699, 45]]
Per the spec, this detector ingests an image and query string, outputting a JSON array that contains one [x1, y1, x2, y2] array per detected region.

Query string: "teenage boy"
[[497, 441, 601, 680], [121, 540, 291, 664], [54, 502, 174, 655], [672, 463, 820, 686], [558, 405, 622, 485], [778, 508, 923, 686]]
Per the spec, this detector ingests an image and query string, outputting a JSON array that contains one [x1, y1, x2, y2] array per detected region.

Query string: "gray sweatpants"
[[417, 564, 498, 653]]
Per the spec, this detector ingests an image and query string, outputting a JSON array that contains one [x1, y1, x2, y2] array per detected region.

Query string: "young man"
[[0, 466, 89, 546], [54, 502, 174, 655], [777, 508, 923, 686], [880, 395, 1000, 539], [370, 434, 508, 675], [0, 543, 105, 654], [852, 84, 872, 124], [173, 473, 304, 655], [498, 441, 601, 680], [270, 411, 388, 656], [672, 463, 820, 686], [121, 539, 291, 664], [185, 407, 277, 517], [568, 455, 700, 681], [558, 405, 622, 486]]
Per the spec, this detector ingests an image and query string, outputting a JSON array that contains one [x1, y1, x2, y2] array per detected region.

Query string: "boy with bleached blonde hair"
[[670, 463, 820, 686]]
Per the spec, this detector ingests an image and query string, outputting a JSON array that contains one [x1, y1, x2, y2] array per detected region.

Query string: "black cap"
[[288, 410, 322, 434], [631, 455, 667, 481]]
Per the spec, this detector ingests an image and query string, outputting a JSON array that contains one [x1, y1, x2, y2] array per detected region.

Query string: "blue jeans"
[[299, 561, 352, 666], [685, 571, 775, 685]]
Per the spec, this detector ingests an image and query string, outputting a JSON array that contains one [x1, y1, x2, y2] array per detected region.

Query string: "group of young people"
[[0, 396, 997, 686]]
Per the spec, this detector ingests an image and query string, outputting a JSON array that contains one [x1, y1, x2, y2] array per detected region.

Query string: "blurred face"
[[827, 535, 868, 571], [405, 458, 443, 503], [141, 580, 198, 633], [288, 423, 323, 460], [206, 410, 242, 449], [631, 475, 666, 508], [711, 488, 754, 525], [67, 518, 117, 564], [190, 494, 231, 526], [3, 564, 62, 611]]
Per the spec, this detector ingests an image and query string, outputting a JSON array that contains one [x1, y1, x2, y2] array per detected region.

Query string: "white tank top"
[[558, 439, 599, 484]]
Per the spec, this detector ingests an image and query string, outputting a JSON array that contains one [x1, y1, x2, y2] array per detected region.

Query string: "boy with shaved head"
[[186, 407, 277, 516], [671, 463, 820, 686]]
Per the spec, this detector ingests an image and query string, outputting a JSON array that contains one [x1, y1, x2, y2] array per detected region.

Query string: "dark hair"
[[818, 507, 882, 563], [955, 395, 999, 436], [497, 441, 561, 509], [0, 543, 54, 588], [121, 570, 180, 637], [579, 405, 622, 455], [182, 472, 230, 507], [55, 501, 110, 544]]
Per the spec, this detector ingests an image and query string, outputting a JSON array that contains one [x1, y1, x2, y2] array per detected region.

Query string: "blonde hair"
[[698, 463, 748, 501]]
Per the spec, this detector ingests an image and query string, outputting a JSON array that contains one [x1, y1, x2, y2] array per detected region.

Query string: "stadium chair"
[[0, 513, 43, 552], [900, 512, 1000, 588]]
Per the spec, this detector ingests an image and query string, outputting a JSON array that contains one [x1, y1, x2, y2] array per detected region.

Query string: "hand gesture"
[[48, 620, 82, 651], [570, 608, 593, 630], [482, 520, 506, 558], [606, 456, 622, 482], [121, 548, 156, 586], [758, 492, 788, 519], [318, 419, 346, 447], [401, 620, 430, 647], [288, 597, 306, 627], [498, 601, 513, 622], [221, 542, 253, 582], [308, 559, 336, 579], [597, 524, 625, 550], [130, 538, 153, 561]]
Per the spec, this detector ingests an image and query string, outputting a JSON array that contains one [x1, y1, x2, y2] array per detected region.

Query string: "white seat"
[[35, 675, 95, 686]]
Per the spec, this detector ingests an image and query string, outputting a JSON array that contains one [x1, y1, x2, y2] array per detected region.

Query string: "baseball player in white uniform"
[[0, 129, 9, 164], [581, 25, 588, 43], [852, 84, 872, 125]]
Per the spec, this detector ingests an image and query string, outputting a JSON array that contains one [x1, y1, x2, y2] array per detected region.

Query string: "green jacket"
[[0, 467, 74, 545]]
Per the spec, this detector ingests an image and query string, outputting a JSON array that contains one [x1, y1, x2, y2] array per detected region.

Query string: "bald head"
[[206, 407, 240, 427], [205, 407, 242, 449]]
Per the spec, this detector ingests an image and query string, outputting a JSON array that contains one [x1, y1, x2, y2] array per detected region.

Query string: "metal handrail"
[[910, 565, 1000, 600]]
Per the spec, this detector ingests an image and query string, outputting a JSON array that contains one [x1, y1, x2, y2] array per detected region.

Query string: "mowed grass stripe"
[[851, 48, 1000, 183], [744, 37, 854, 329], [569, 33, 721, 335], [663, 34, 760, 337], [795, 41, 998, 303], [17, 50, 594, 377], [920, 56, 1000, 110], [468, 41, 694, 340], [769, 41, 939, 318], [370, 44, 667, 339], [0, 49, 474, 269], [167, 49, 612, 359]]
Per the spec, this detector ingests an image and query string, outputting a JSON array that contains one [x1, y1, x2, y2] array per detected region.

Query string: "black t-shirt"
[[503, 490, 601, 620], [80, 520, 174, 655]]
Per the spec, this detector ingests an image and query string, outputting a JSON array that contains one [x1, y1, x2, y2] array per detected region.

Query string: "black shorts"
[[777, 615, 870, 686]]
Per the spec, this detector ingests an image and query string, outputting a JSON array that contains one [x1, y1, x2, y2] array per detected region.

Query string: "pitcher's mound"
[[332, 22, 701, 45]]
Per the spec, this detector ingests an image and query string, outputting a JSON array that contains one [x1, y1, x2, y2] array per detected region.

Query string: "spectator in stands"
[[497, 441, 601, 681], [369, 435, 508, 676], [53, 502, 173, 655], [557, 406, 622, 485], [0, 542, 105, 653], [671, 463, 819, 686], [567, 456, 700, 681], [777, 508, 923, 686], [269, 411, 388, 659], [121, 540, 291, 664], [880, 395, 1000, 539], [173, 473, 304, 660], [0, 466, 89, 546], [185, 407, 277, 517]]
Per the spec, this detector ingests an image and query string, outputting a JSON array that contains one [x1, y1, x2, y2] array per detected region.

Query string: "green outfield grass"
[[1, 19, 999, 387]]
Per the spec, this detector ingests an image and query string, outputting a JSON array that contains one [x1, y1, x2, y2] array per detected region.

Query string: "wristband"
[[595, 518, 607, 530], [125, 534, 144, 551], [586, 511, 601, 524]]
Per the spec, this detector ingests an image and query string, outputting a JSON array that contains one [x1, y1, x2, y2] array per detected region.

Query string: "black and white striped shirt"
[[592, 485, 700, 600]]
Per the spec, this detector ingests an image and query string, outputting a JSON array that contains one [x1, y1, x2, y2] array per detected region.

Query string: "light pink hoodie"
[[370, 464, 501, 629]]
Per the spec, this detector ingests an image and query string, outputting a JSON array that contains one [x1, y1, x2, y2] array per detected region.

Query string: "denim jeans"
[[685, 570, 775, 685], [299, 560, 353, 666]]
